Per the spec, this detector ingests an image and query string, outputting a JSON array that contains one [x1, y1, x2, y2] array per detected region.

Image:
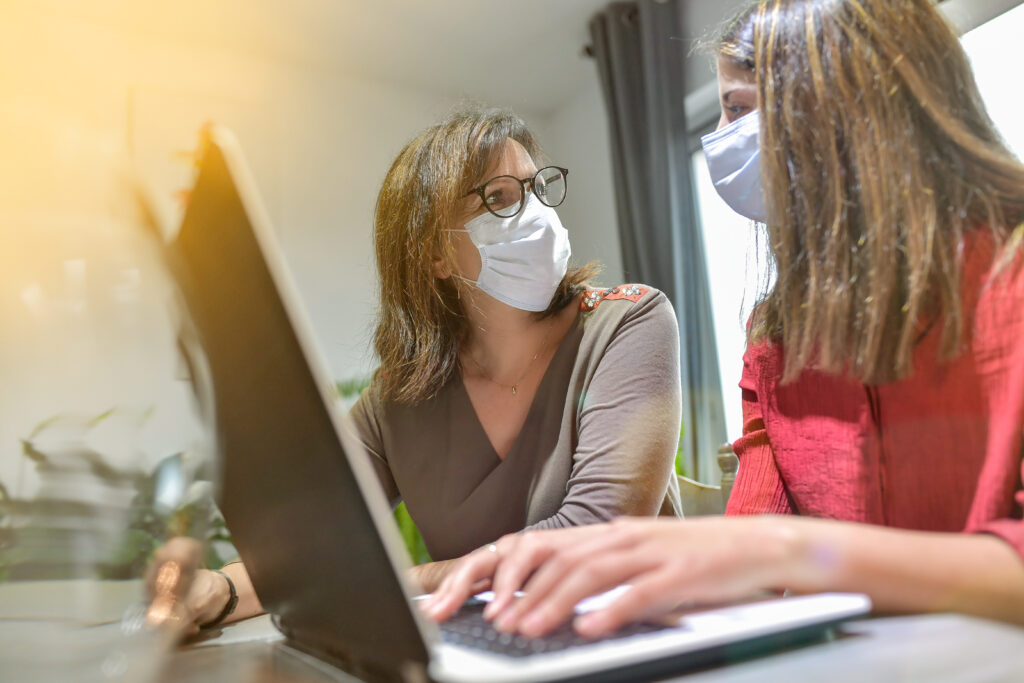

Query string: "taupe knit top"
[[347, 285, 683, 561]]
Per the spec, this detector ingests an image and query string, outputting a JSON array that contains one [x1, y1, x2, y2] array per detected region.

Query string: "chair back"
[[717, 443, 739, 505], [677, 443, 739, 517]]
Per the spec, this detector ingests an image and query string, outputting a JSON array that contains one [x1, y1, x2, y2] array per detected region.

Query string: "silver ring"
[[486, 543, 498, 554]]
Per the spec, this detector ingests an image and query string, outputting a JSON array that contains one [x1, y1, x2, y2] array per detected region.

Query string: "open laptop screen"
[[172, 130, 433, 674]]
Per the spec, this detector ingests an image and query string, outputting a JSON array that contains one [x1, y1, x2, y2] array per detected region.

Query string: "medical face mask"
[[700, 110, 767, 223], [456, 192, 571, 312]]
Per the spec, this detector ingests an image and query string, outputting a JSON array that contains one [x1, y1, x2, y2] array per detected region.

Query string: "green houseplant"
[[0, 410, 229, 583]]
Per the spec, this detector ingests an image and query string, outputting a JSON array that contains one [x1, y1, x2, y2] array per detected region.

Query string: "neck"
[[461, 289, 552, 376]]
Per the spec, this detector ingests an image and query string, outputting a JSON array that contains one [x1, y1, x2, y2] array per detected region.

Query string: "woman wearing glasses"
[[171, 107, 683, 631], [425, 0, 1024, 635]]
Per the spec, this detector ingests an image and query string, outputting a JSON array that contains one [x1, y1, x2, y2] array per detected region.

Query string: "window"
[[961, 3, 1024, 160], [691, 149, 768, 441]]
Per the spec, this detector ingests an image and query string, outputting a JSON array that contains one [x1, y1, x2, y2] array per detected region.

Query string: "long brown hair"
[[373, 107, 595, 404], [718, 0, 1024, 384]]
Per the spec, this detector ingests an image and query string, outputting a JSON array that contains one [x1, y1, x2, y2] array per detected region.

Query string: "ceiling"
[[17, 0, 1014, 118], [38, 0, 621, 116]]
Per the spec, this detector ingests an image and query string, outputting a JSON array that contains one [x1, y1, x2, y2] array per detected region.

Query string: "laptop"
[[171, 127, 871, 683]]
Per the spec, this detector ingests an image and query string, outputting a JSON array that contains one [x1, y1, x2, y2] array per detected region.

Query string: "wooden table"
[[162, 613, 1024, 682]]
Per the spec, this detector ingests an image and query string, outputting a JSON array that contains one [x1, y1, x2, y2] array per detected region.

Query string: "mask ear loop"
[[433, 226, 468, 305], [439, 226, 485, 293], [451, 273, 482, 306]]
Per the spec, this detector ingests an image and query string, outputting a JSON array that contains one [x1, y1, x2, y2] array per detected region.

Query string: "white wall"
[[262, 71, 494, 382], [2, 0, 775, 493], [0, 5, 566, 387], [537, 82, 625, 287], [0, 4, 565, 494]]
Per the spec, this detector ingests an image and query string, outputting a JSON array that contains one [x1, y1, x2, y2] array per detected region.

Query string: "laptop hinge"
[[282, 630, 431, 683]]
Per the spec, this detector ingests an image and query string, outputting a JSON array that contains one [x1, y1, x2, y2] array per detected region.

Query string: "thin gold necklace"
[[464, 319, 555, 396]]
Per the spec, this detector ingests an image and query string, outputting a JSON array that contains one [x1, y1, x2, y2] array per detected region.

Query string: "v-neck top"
[[347, 285, 683, 561], [728, 232, 1024, 560]]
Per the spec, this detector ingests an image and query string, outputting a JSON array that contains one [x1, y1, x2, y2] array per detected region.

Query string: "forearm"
[[780, 517, 1024, 624], [533, 427, 679, 531], [525, 479, 671, 531], [525, 505, 603, 531], [550, 291, 680, 530]]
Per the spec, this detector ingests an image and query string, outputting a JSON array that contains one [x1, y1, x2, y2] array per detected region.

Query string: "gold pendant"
[[511, 385, 518, 395]]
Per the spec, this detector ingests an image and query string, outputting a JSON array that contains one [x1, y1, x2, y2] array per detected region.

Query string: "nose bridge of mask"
[[701, 111, 760, 172], [478, 226, 562, 270], [701, 108, 759, 147], [464, 192, 544, 244]]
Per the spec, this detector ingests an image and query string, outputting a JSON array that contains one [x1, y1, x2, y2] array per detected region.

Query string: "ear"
[[432, 255, 451, 280]]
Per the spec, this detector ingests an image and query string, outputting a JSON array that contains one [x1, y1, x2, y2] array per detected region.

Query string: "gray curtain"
[[589, 0, 726, 482]]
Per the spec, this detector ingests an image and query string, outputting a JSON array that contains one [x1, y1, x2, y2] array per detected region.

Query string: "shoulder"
[[580, 284, 659, 311], [740, 338, 784, 395], [983, 227, 1024, 299], [970, 227, 1024, 319], [742, 334, 783, 369], [350, 368, 454, 432], [581, 286, 675, 352], [579, 284, 674, 326], [973, 229, 1024, 367], [347, 372, 382, 421]]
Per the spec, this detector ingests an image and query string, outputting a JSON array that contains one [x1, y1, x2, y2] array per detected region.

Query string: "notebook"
[[171, 126, 871, 683]]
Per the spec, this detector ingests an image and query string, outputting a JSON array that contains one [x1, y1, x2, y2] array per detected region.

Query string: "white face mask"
[[456, 192, 571, 312], [700, 110, 767, 223]]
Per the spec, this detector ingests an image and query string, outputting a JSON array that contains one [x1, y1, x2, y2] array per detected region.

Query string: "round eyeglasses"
[[463, 166, 569, 218]]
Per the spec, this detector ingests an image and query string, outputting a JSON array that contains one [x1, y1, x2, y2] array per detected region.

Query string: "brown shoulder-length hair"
[[373, 107, 597, 404], [718, 0, 1024, 384]]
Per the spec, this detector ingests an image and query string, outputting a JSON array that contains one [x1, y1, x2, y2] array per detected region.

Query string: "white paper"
[[186, 613, 285, 648]]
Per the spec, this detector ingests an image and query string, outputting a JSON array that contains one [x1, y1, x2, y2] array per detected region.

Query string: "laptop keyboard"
[[440, 599, 675, 658]]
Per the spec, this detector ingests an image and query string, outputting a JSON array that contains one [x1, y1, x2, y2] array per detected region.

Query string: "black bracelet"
[[200, 569, 239, 629]]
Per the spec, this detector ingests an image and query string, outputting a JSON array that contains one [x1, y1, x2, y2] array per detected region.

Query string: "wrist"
[[413, 560, 456, 594], [200, 569, 238, 628], [764, 516, 847, 594], [748, 516, 819, 592]]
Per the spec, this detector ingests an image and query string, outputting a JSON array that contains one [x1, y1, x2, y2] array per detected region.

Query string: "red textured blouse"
[[727, 233, 1024, 559]]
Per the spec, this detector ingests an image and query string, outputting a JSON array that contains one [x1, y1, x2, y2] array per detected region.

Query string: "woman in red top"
[[426, 0, 1024, 636]]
